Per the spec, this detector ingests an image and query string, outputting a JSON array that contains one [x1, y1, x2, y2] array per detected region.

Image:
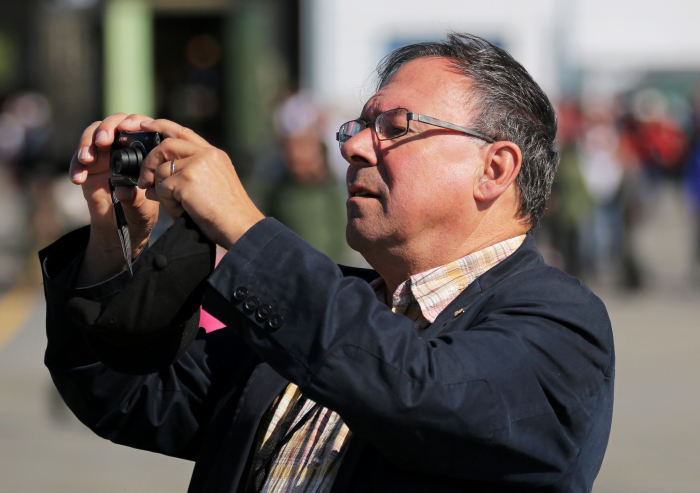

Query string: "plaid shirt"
[[248, 235, 526, 493]]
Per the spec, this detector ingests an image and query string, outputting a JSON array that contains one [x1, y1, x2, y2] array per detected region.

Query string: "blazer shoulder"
[[477, 234, 601, 303]]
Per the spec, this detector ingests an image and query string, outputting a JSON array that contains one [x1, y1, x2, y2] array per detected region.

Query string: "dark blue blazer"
[[41, 218, 614, 493]]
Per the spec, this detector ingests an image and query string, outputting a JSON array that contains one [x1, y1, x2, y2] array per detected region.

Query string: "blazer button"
[[267, 314, 283, 330], [256, 304, 272, 320], [153, 254, 168, 271], [244, 296, 260, 311], [234, 287, 248, 301]]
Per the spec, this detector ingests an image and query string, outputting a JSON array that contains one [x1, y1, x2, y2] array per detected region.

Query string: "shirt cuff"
[[41, 229, 146, 302]]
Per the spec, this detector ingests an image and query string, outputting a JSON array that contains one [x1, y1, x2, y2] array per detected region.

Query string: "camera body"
[[110, 131, 163, 186]]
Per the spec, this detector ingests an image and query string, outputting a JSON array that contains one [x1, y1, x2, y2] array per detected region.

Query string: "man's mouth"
[[348, 183, 380, 198]]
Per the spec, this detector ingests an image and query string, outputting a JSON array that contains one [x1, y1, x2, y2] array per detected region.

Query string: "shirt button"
[[233, 287, 248, 301], [256, 304, 272, 320], [244, 296, 260, 311], [267, 314, 283, 330]]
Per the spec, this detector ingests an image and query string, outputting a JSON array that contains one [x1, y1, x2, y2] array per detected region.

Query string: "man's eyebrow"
[[360, 102, 403, 121], [360, 99, 386, 120]]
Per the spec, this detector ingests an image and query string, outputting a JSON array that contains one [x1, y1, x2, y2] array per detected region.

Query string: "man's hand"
[[71, 114, 161, 286], [137, 119, 265, 249]]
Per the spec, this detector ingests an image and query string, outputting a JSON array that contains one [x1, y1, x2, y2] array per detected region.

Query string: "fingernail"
[[96, 130, 109, 143], [122, 119, 132, 127], [78, 147, 91, 161], [141, 119, 154, 125], [72, 170, 87, 183]]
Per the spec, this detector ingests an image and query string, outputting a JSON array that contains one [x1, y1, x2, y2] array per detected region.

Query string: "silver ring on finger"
[[170, 159, 176, 176]]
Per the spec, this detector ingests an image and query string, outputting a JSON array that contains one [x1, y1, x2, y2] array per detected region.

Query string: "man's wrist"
[[76, 223, 149, 287], [219, 213, 266, 250], [89, 221, 151, 256], [76, 237, 127, 287]]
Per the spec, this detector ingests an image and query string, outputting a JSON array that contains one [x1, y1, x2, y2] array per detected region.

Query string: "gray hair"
[[377, 33, 559, 230]]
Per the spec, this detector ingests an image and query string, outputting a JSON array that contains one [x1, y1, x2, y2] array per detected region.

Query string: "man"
[[41, 33, 614, 493]]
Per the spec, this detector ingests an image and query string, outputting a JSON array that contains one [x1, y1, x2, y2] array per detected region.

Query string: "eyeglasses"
[[336, 107, 494, 150]]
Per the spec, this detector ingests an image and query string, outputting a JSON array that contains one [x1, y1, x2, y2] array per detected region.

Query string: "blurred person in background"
[[628, 89, 688, 182], [40, 33, 613, 493], [616, 89, 688, 288], [544, 99, 594, 280], [0, 91, 84, 288], [268, 133, 348, 263], [615, 101, 652, 290], [578, 98, 626, 285], [259, 91, 349, 263], [683, 90, 700, 285]]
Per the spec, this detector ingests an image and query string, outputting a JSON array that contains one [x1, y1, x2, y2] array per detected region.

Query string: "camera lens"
[[111, 147, 145, 177]]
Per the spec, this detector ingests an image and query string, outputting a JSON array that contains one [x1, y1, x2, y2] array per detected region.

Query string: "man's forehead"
[[361, 57, 472, 120]]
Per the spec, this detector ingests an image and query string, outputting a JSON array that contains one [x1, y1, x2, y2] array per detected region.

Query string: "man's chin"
[[345, 222, 375, 254], [346, 221, 395, 260]]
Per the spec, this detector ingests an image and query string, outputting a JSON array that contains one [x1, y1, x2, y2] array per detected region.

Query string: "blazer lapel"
[[418, 234, 543, 341], [329, 435, 367, 493], [213, 362, 289, 493]]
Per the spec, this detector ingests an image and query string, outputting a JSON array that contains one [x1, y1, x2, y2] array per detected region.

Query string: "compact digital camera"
[[110, 131, 163, 186]]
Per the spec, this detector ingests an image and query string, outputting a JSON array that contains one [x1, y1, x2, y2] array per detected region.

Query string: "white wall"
[[574, 0, 700, 72], [302, 0, 560, 115], [302, 0, 700, 115]]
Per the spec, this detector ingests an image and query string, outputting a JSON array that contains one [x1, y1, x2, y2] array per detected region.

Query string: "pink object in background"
[[200, 249, 226, 332]]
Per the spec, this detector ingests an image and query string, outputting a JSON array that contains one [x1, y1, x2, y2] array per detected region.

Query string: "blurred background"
[[0, 0, 698, 491]]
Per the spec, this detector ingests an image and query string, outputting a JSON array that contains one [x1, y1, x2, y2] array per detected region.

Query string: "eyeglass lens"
[[376, 108, 409, 140], [338, 120, 364, 147], [338, 108, 410, 149]]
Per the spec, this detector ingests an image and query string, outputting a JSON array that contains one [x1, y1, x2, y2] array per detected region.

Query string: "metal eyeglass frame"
[[336, 108, 495, 149]]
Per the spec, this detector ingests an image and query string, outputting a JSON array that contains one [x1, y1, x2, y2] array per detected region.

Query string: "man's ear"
[[473, 141, 522, 203]]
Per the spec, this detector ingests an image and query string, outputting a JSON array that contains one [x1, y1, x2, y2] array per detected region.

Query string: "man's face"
[[343, 57, 486, 260]]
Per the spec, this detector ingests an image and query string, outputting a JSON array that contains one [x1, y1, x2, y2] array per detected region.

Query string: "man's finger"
[[138, 138, 201, 189], [92, 113, 129, 150], [153, 158, 183, 191], [69, 151, 89, 184], [76, 121, 103, 169], [112, 183, 160, 234], [77, 113, 132, 180], [113, 185, 139, 204], [141, 119, 211, 147], [117, 114, 154, 132], [70, 149, 110, 183], [154, 170, 186, 220]]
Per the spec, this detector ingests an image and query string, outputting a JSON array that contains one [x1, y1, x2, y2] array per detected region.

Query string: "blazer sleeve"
[[40, 227, 246, 461], [204, 218, 615, 487]]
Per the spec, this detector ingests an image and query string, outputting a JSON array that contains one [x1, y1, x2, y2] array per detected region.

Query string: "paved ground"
[[0, 289, 194, 492], [0, 183, 698, 492], [591, 183, 700, 493]]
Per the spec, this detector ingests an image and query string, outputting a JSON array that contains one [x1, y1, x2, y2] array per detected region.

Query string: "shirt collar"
[[371, 235, 526, 326]]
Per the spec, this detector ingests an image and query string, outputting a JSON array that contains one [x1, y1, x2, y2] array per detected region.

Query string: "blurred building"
[[3, 0, 700, 173], [0, 0, 303, 285], [2, 0, 700, 280], [0, 0, 302, 177]]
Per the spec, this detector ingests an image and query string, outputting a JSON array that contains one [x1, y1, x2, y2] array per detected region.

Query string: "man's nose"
[[341, 128, 378, 168]]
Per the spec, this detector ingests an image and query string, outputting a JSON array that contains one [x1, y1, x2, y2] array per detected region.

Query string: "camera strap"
[[108, 180, 134, 276]]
